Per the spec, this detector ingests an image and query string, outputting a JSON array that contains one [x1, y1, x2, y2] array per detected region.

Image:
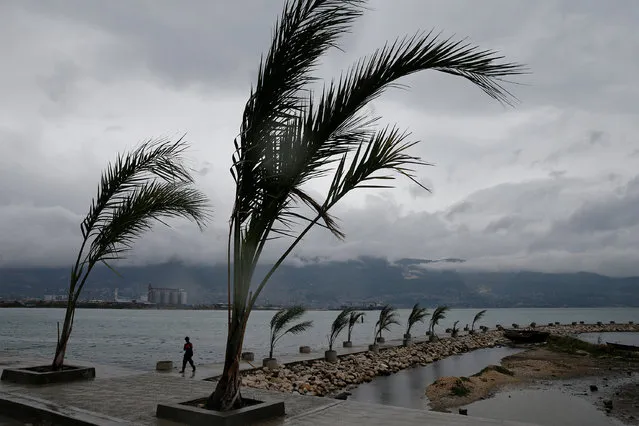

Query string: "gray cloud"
[[1, 0, 639, 277]]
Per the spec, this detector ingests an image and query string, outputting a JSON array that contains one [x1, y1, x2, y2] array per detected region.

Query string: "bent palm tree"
[[346, 311, 365, 343], [405, 303, 429, 337], [471, 309, 487, 333], [208, 0, 524, 411], [375, 305, 400, 343], [328, 308, 352, 351], [267, 306, 313, 360], [428, 305, 450, 338], [53, 139, 210, 369], [451, 320, 460, 337]]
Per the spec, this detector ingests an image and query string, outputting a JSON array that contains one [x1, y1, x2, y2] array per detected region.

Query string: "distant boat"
[[606, 342, 639, 352], [503, 329, 550, 343]]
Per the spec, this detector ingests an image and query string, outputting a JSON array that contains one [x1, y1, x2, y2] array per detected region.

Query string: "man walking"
[[180, 336, 195, 373]]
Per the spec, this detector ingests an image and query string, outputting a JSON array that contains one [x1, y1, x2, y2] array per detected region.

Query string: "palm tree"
[[451, 320, 460, 338], [374, 305, 400, 344], [266, 306, 313, 363], [345, 311, 365, 347], [52, 139, 209, 370], [470, 309, 487, 334], [207, 0, 524, 411], [428, 305, 450, 341], [326, 308, 351, 361], [405, 303, 429, 339]]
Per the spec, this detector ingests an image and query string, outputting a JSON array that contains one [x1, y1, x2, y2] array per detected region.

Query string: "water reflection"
[[348, 347, 522, 409], [463, 389, 622, 426]]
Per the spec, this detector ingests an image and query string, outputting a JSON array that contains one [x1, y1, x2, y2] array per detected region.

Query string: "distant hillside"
[[1, 257, 638, 307]]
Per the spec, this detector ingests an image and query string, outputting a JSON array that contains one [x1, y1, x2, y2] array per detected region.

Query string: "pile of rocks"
[[241, 331, 506, 397], [535, 322, 639, 336]]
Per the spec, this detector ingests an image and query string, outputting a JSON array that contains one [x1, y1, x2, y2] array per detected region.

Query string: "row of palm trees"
[[263, 304, 488, 365]]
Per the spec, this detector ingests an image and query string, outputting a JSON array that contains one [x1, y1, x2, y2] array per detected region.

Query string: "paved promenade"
[[0, 350, 540, 426]]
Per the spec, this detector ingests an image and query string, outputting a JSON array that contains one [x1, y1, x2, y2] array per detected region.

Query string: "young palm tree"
[[451, 320, 460, 338], [52, 139, 210, 370], [208, 0, 524, 410], [328, 308, 352, 351], [405, 303, 429, 338], [267, 306, 313, 360], [346, 311, 365, 345], [471, 309, 487, 334], [374, 305, 400, 343], [428, 305, 450, 339]]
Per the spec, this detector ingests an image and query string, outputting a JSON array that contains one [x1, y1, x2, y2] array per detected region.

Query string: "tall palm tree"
[[346, 311, 365, 344], [428, 305, 450, 338], [405, 303, 429, 338], [471, 309, 487, 333], [207, 0, 524, 411], [328, 308, 352, 351], [53, 139, 210, 369], [267, 306, 313, 360], [374, 304, 400, 343]]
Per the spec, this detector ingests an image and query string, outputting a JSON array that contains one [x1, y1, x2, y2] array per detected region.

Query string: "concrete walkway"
[[0, 353, 541, 426]]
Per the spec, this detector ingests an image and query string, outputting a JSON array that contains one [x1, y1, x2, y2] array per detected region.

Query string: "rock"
[[590, 385, 598, 392], [603, 400, 613, 409], [458, 408, 468, 415]]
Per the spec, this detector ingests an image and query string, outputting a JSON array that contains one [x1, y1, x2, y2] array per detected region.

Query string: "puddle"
[[462, 388, 625, 426], [348, 346, 522, 409]]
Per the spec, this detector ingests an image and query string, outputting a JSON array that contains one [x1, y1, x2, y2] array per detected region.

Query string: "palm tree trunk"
[[52, 301, 75, 370], [206, 321, 245, 410]]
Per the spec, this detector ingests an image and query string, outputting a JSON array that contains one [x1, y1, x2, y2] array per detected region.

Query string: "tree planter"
[[241, 352, 255, 362], [262, 358, 278, 369], [156, 361, 173, 371], [157, 397, 284, 426], [402, 338, 412, 347], [368, 344, 379, 353], [1, 365, 95, 385], [325, 350, 338, 363], [299, 346, 311, 354], [342, 341, 353, 348], [376, 337, 385, 344], [429, 334, 436, 342]]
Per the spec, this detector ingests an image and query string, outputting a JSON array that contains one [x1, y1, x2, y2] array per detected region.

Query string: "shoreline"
[[240, 322, 639, 398]]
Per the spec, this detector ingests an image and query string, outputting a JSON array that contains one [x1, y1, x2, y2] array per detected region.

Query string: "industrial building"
[[147, 285, 187, 306]]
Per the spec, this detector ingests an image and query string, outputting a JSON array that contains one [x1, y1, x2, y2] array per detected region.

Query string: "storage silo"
[[170, 291, 179, 305]]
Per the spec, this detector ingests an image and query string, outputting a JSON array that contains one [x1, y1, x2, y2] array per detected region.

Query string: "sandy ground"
[[426, 344, 639, 424]]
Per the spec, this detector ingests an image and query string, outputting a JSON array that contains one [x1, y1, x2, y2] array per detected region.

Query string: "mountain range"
[[1, 257, 638, 308]]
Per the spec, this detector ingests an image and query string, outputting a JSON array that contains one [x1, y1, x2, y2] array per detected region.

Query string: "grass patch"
[[547, 335, 639, 359], [473, 365, 514, 377], [450, 379, 471, 397]]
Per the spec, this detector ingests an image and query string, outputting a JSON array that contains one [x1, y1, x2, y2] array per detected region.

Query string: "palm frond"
[[376, 304, 400, 335], [471, 309, 487, 331], [284, 320, 314, 336], [270, 306, 307, 335], [429, 305, 450, 333], [88, 181, 209, 263], [349, 311, 365, 327], [406, 303, 429, 334]]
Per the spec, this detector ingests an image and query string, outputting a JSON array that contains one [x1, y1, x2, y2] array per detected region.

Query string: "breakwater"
[[241, 322, 639, 397]]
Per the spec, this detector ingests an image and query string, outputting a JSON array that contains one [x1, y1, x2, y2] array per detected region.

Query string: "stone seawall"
[[241, 322, 638, 397]]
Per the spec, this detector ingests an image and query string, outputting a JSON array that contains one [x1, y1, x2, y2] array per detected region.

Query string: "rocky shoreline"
[[241, 322, 638, 398]]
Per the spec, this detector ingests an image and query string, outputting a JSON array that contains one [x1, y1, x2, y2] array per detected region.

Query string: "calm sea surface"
[[0, 308, 637, 369]]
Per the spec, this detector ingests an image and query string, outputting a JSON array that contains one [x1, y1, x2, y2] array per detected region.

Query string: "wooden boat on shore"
[[503, 329, 550, 343], [606, 342, 639, 352]]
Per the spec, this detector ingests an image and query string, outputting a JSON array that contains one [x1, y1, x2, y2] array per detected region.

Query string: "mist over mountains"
[[1, 257, 638, 308]]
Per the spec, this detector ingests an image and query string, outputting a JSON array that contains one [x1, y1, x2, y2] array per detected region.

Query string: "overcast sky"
[[1, 0, 638, 276]]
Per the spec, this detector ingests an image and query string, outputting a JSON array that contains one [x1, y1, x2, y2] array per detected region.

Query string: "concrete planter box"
[[342, 341, 353, 348], [241, 352, 255, 362], [157, 397, 284, 426], [325, 350, 338, 363], [299, 346, 311, 354], [402, 338, 412, 347], [368, 344, 379, 353], [156, 360, 173, 371], [429, 334, 436, 342], [1, 365, 95, 385], [403, 333, 411, 339], [262, 358, 278, 369]]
